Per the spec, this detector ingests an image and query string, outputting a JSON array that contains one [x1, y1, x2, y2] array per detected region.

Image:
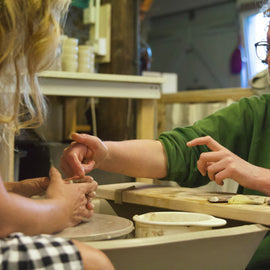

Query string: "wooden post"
[[98, 0, 140, 141], [64, 98, 77, 140], [136, 99, 157, 139], [1, 129, 15, 182]]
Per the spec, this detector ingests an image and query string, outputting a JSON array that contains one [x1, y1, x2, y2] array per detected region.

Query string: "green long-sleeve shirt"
[[159, 93, 270, 195], [158, 93, 270, 269]]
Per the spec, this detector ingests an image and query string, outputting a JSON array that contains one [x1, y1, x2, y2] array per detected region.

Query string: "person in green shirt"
[[60, 4, 270, 270]]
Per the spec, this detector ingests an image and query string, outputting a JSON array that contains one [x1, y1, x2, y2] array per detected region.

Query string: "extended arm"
[[61, 133, 167, 179]]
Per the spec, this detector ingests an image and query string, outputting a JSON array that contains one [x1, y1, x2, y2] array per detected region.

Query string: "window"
[[240, 10, 269, 86]]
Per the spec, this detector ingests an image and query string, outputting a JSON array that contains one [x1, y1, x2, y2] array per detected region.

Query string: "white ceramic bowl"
[[63, 38, 78, 46], [62, 46, 78, 55], [133, 211, 227, 238], [78, 45, 94, 52], [61, 53, 78, 61], [61, 61, 78, 72]]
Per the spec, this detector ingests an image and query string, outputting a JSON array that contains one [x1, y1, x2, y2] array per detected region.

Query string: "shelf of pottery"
[[50, 36, 95, 73]]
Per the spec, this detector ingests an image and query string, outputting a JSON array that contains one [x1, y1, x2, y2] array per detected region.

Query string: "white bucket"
[[133, 211, 226, 238]]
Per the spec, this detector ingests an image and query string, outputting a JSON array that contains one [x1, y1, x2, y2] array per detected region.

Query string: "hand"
[[46, 167, 98, 227], [63, 175, 97, 211], [61, 133, 108, 177], [186, 136, 270, 193]]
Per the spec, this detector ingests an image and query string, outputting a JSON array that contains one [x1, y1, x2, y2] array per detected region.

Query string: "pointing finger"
[[187, 136, 224, 152]]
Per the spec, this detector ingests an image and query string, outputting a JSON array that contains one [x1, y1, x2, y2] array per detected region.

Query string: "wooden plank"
[[95, 4, 111, 63], [161, 87, 255, 104], [64, 98, 77, 140], [136, 99, 157, 140], [157, 98, 166, 134], [97, 183, 270, 225], [8, 132, 14, 181], [0, 129, 15, 182], [39, 71, 164, 85]]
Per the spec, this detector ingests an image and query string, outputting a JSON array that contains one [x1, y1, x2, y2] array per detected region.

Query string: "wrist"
[[253, 167, 270, 196], [44, 198, 71, 232]]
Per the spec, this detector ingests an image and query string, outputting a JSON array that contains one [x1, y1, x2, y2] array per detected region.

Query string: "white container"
[[61, 60, 78, 72], [77, 64, 91, 73], [62, 45, 78, 55], [61, 53, 78, 61], [133, 211, 226, 238], [61, 38, 78, 72], [63, 37, 78, 47], [77, 45, 95, 73], [61, 51, 78, 72]]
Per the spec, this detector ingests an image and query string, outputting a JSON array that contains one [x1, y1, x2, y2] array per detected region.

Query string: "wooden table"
[[97, 182, 270, 226]]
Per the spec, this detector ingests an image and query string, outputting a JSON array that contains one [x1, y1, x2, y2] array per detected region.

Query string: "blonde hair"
[[0, 0, 70, 135]]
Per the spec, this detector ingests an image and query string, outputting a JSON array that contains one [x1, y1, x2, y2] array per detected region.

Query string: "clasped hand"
[[46, 167, 97, 227]]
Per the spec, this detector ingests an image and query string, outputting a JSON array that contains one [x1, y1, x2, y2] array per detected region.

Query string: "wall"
[[143, 2, 241, 90]]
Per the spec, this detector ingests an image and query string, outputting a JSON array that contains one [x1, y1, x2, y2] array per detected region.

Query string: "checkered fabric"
[[0, 233, 83, 270]]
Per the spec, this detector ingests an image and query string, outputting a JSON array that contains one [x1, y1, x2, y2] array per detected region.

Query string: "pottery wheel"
[[54, 213, 134, 241]]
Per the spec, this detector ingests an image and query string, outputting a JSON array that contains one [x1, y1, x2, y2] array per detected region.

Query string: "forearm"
[[4, 177, 49, 197], [0, 191, 68, 237], [100, 139, 167, 179]]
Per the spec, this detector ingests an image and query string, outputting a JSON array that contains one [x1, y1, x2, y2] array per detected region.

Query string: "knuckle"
[[199, 152, 207, 161], [225, 156, 233, 163]]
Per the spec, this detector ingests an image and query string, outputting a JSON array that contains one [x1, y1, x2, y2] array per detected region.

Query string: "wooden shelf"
[[38, 71, 164, 140], [38, 71, 164, 99]]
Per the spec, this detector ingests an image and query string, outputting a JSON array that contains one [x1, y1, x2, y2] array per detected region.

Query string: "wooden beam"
[[64, 98, 77, 140], [98, 0, 140, 141], [161, 88, 255, 104]]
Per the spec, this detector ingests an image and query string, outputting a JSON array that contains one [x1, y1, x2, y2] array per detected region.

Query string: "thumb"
[[82, 160, 96, 173], [71, 133, 100, 148], [49, 167, 62, 184]]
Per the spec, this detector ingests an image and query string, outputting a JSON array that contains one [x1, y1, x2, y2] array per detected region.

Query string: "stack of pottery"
[[77, 45, 95, 73], [61, 38, 78, 72]]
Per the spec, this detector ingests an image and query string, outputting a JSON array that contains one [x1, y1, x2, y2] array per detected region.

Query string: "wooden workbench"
[[97, 182, 270, 226]]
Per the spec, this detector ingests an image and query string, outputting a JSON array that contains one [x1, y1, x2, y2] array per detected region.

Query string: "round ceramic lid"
[[54, 213, 134, 241]]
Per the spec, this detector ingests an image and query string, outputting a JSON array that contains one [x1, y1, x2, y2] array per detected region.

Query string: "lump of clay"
[[228, 194, 265, 205]]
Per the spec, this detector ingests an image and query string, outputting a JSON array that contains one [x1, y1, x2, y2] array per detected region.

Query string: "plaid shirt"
[[0, 233, 83, 270]]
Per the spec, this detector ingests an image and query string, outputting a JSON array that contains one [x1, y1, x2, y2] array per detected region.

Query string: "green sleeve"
[[158, 94, 270, 188]]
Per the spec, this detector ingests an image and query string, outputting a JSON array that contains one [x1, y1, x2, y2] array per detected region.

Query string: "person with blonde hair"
[[61, 3, 270, 270], [0, 0, 114, 269]]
